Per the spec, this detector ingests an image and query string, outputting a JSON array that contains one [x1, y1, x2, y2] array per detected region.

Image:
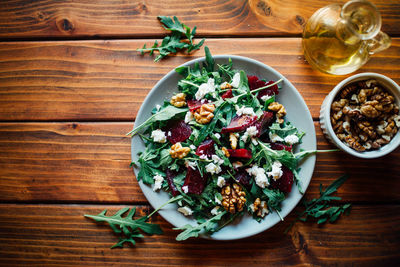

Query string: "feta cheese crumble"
[[152, 174, 164, 192], [235, 105, 256, 116], [261, 95, 272, 102], [151, 129, 167, 143], [284, 134, 299, 145], [184, 111, 194, 123], [195, 78, 215, 100], [247, 165, 269, 188], [212, 154, 224, 165], [205, 162, 222, 175], [267, 161, 283, 181], [217, 176, 226, 188], [231, 72, 241, 88], [182, 185, 189, 194], [177, 206, 193, 216], [190, 144, 196, 150], [214, 133, 221, 139], [269, 132, 284, 143], [211, 206, 222, 215], [185, 160, 197, 170], [241, 126, 259, 142]]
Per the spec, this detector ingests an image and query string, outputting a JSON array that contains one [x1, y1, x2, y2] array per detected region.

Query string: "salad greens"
[[137, 16, 205, 62], [128, 47, 318, 239]]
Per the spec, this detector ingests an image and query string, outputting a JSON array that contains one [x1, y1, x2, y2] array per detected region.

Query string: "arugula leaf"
[[128, 105, 188, 137], [85, 208, 163, 248], [203, 46, 215, 72], [137, 16, 205, 61], [269, 122, 301, 139], [174, 211, 227, 241], [263, 188, 285, 211], [285, 175, 351, 233]]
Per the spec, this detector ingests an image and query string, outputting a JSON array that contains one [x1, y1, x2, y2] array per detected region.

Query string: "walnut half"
[[221, 183, 246, 214]]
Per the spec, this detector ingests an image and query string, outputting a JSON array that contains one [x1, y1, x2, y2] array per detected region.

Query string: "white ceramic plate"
[[131, 55, 316, 240]]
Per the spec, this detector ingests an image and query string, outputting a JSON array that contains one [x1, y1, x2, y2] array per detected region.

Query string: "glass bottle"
[[302, 0, 391, 75]]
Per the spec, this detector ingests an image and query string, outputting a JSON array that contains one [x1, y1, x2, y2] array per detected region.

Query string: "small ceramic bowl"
[[320, 72, 400, 159]]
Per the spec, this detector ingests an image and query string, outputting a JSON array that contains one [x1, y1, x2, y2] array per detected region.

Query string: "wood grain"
[[0, 0, 399, 39], [0, 204, 398, 266], [0, 122, 399, 203], [0, 38, 399, 121]]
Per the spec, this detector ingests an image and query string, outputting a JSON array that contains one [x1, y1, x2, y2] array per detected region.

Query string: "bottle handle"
[[368, 31, 391, 55]]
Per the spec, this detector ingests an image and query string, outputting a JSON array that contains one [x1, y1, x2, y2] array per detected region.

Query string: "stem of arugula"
[[147, 195, 184, 218]]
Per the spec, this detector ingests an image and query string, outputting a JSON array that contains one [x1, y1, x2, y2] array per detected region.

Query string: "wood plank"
[[0, 122, 399, 203], [0, 38, 399, 121], [0, 204, 398, 266], [0, 0, 399, 38]]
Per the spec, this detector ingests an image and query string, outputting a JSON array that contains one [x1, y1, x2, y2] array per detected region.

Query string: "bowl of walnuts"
[[320, 73, 400, 159]]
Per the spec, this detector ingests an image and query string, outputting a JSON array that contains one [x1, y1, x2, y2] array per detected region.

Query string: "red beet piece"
[[166, 169, 179, 196], [235, 169, 252, 188], [182, 167, 206, 195], [187, 99, 205, 112], [227, 149, 252, 159], [270, 165, 294, 193], [221, 89, 233, 99], [195, 139, 215, 157], [165, 120, 192, 144], [270, 142, 292, 152], [221, 115, 257, 134], [247, 75, 279, 99], [253, 111, 274, 136]]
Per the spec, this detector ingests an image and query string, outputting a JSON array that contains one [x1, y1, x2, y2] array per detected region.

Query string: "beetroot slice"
[[182, 167, 206, 195], [247, 75, 279, 99], [164, 120, 192, 144], [221, 115, 257, 134], [195, 139, 215, 157], [187, 99, 204, 112], [166, 169, 179, 196], [269, 165, 294, 193], [253, 111, 274, 137], [270, 142, 292, 152], [235, 169, 252, 188], [227, 149, 252, 159], [221, 89, 233, 99]]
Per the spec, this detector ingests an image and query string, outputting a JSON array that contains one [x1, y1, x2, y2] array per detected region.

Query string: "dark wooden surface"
[[0, 1, 399, 266]]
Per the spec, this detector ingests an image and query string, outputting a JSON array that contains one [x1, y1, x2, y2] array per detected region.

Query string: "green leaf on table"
[[85, 207, 163, 248], [137, 16, 205, 61]]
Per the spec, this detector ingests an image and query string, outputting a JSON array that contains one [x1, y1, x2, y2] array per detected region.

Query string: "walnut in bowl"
[[320, 73, 400, 159]]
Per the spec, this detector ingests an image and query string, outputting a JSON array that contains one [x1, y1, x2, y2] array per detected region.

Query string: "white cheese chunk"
[[269, 132, 284, 143], [177, 206, 193, 216], [247, 165, 269, 188], [205, 162, 222, 175], [217, 176, 226, 188], [235, 105, 256, 116], [151, 129, 167, 143], [267, 161, 283, 181], [152, 174, 164, 192], [284, 134, 299, 145], [211, 206, 222, 215], [184, 111, 194, 123], [195, 78, 215, 100], [231, 72, 241, 88]]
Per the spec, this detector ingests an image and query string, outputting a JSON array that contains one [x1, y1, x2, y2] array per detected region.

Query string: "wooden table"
[[0, 1, 399, 266]]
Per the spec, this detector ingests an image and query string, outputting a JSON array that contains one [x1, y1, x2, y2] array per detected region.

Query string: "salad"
[[129, 48, 312, 240]]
